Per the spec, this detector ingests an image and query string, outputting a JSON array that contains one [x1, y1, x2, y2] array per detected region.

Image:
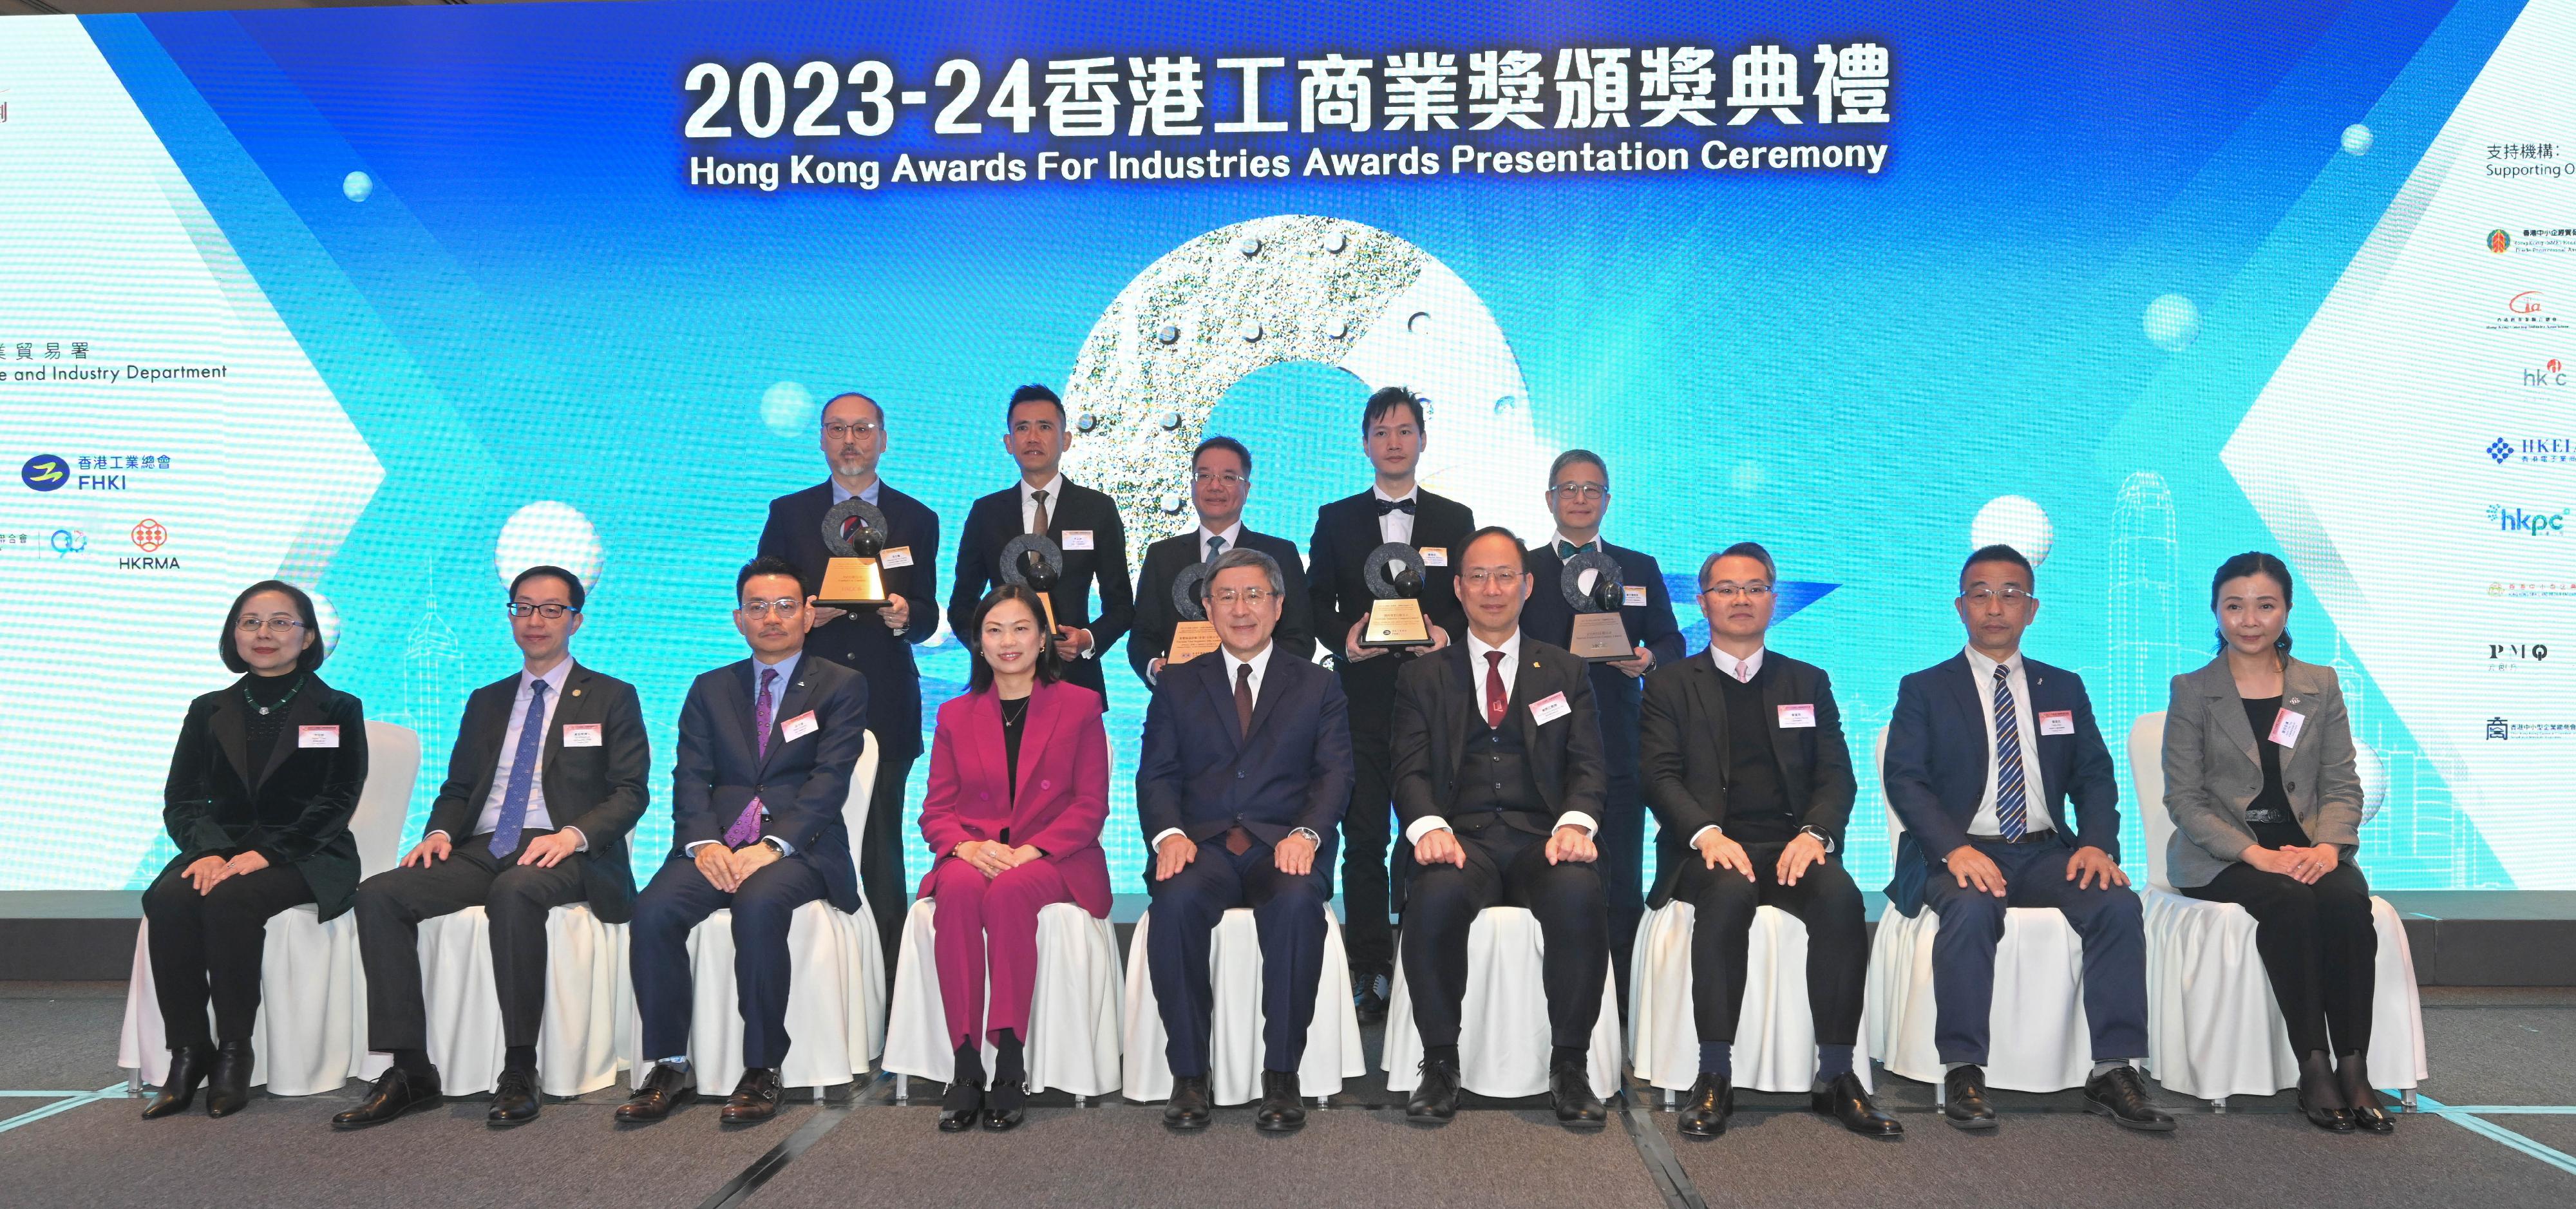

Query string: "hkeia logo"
[[2489, 504, 2572, 535]]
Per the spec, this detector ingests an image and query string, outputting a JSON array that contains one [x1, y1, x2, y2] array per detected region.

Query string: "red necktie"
[[1484, 650, 1508, 728]]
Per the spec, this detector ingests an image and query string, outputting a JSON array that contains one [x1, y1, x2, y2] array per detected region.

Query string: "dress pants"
[[1918, 838, 2148, 1065], [1593, 689, 1647, 1001], [2181, 861, 2376, 1056], [1402, 824, 1609, 1049], [858, 749, 919, 990], [1144, 841, 1331, 1076], [630, 853, 828, 1069], [924, 856, 1077, 1049], [1338, 696, 1397, 976], [142, 855, 316, 1050], [354, 830, 587, 1052], [1672, 843, 1866, 1045]]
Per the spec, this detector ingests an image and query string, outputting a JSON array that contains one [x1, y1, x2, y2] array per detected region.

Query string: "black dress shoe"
[[1164, 1075, 1213, 1130], [204, 1040, 254, 1118], [721, 1067, 784, 1124], [141, 1045, 213, 1120], [1943, 1064, 1997, 1130], [614, 1061, 694, 1123], [1405, 1056, 1461, 1123], [1675, 1073, 1732, 1139], [982, 1078, 1026, 1132], [1812, 1071, 1902, 1138], [1255, 1070, 1306, 1133], [1549, 1058, 1608, 1129], [488, 1067, 540, 1125], [2082, 1065, 2176, 1132], [331, 1065, 444, 1130], [2294, 1049, 2353, 1132], [1352, 971, 1389, 1025], [2337, 1055, 2394, 1134]]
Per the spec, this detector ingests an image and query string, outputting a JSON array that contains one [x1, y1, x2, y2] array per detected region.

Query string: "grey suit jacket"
[[2159, 654, 2363, 888]]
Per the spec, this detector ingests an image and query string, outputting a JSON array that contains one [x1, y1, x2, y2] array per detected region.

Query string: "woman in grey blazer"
[[2161, 552, 2389, 1134]]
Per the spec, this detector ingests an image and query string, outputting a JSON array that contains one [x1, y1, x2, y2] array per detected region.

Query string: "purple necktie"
[[724, 667, 777, 846]]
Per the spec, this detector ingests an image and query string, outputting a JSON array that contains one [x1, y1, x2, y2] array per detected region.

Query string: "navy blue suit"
[[1136, 649, 1352, 1078], [1882, 652, 2145, 1065], [632, 655, 868, 1069]]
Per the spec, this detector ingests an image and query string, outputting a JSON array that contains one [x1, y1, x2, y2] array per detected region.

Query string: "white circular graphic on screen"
[[761, 380, 816, 439], [2340, 124, 2374, 157], [1970, 495, 2054, 567], [308, 589, 342, 658], [2142, 293, 2200, 352], [495, 500, 603, 591], [2354, 739, 2388, 822], [343, 171, 374, 203]]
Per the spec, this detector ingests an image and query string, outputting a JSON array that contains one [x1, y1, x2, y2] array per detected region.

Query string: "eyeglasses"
[[739, 597, 804, 618], [507, 602, 580, 620], [1191, 471, 1249, 488], [1208, 587, 1273, 606], [1548, 482, 1607, 501], [1461, 569, 1524, 589], [1959, 587, 2036, 605], [234, 616, 306, 635], [822, 421, 881, 441], [1702, 583, 1774, 601]]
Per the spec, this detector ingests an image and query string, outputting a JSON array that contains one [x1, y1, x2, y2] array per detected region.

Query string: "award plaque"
[[1561, 549, 1633, 662], [1359, 542, 1434, 649], [999, 532, 1067, 637], [1165, 560, 1222, 665], [817, 498, 891, 609]]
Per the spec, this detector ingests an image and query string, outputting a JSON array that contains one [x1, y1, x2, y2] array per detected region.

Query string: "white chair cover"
[[2128, 713, 2428, 1100], [119, 721, 421, 1094], [1381, 906, 1624, 1099], [354, 902, 631, 1096], [1626, 902, 1875, 1094], [883, 898, 1125, 1096], [1119, 906, 1368, 1103]]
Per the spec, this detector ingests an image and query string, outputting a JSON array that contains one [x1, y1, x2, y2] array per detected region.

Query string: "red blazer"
[[917, 680, 1113, 918]]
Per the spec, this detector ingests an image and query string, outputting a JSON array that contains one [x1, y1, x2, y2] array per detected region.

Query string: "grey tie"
[[1206, 534, 1226, 562]]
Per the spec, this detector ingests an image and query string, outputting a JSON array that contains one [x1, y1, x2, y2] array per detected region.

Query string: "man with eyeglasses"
[[620, 555, 869, 1126], [948, 383, 1133, 705], [1128, 435, 1313, 688], [759, 390, 940, 971], [336, 565, 652, 1129], [1136, 547, 1352, 1132], [1517, 450, 1683, 998], [1636, 542, 1897, 1139], [1884, 544, 2169, 1132]]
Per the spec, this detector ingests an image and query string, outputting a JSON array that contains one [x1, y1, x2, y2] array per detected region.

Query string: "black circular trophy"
[[1359, 542, 1434, 649], [999, 532, 1067, 636], [1559, 549, 1631, 662], [817, 498, 890, 609], [1165, 560, 1221, 665]]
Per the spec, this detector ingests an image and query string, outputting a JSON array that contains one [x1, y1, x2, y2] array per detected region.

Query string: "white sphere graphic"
[[1970, 495, 2054, 566], [761, 381, 815, 438], [495, 500, 604, 592], [2143, 294, 2200, 352], [343, 171, 374, 203], [2354, 740, 2389, 822], [308, 590, 342, 658], [2340, 124, 2374, 157]]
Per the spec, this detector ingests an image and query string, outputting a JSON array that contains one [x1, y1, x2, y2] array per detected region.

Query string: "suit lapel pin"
[[571, 688, 583, 698]]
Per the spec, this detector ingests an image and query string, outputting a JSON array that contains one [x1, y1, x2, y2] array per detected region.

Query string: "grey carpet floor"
[[0, 984, 129, 1090], [2416, 1005, 2576, 1105], [2483, 1111, 2576, 1157]]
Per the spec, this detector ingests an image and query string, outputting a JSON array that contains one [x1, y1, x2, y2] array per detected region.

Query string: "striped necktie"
[[1991, 663, 2028, 840]]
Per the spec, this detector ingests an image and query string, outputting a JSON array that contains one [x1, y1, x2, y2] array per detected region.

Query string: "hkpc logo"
[[2489, 504, 2572, 536]]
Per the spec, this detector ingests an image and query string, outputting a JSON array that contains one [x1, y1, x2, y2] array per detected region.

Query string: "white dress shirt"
[[1371, 484, 1417, 546], [1018, 473, 1065, 534], [685, 650, 803, 856], [1197, 520, 1244, 561], [433, 658, 585, 848], [1405, 630, 1599, 844], [1963, 645, 2053, 837], [1147, 642, 1323, 853]]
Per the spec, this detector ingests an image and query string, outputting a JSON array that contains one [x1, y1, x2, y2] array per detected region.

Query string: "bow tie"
[[1374, 497, 1416, 517]]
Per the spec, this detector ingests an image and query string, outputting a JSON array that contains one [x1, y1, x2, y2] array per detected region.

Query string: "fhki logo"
[[2489, 504, 2571, 535]]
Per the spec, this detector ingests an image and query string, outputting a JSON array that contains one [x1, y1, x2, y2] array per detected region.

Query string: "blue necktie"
[[1991, 663, 2027, 840], [489, 678, 550, 857]]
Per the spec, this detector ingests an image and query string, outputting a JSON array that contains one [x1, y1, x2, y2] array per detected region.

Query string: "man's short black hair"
[[1960, 543, 2035, 590], [1361, 385, 1426, 435], [1700, 541, 1777, 589], [509, 564, 587, 611], [1008, 383, 1065, 424], [1458, 524, 1524, 564], [1192, 435, 1252, 477], [220, 579, 326, 674], [736, 554, 808, 600]]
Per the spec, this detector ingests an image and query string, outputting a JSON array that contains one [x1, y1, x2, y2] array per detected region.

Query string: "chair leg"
[[894, 1073, 909, 1105], [2209, 1096, 2227, 1114], [1663, 1088, 1676, 1110], [2401, 1088, 2418, 1112], [126, 1069, 140, 1098]]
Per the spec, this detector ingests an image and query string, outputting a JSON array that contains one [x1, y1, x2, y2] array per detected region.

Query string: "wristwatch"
[[1800, 825, 1837, 853]]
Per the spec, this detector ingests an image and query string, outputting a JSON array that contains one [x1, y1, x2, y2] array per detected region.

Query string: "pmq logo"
[[20, 454, 66, 491], [2487, 640, 2550, 664]]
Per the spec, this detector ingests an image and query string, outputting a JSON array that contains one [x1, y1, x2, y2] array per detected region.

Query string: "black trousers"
[[630, 854, 828, 1068], [858, 749, 919, 991], [1144, 842, 1331, 1077], [1672, 844, 1866, 1045], [2181, 860, 2376, 1056], [142, 855, 315, 1050], [354, 830, 587, 1053], [1402, 824, 1609, 1049], [1596, 750, 1645, 1003], [1340, 713, 1397, 974]]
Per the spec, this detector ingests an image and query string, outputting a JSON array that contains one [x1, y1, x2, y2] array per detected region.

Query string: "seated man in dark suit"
[[620, 555, 869, 1126], [1139, 547, 1352, 1133], [1884, 544, 2170, 1132], [1393, 526, 1611, 1129], [334, 566, 650, 1129], [1129, 435, 1314, 687]]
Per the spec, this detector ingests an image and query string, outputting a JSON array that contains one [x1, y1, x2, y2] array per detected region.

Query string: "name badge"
[[780, 710, 819, 743], [1528, 690, 1571, 726], [1419, 547, 1448, 567], [1063, 529, 1095, 551], [2269, 708, 2306, 748], [1623, 585, 1648, 607], [2037, 710, 2076, 736], [878, 545, 914, 569], [298, 725, 339, 748], [1777, 704, 1817, 729], [562, 723, 603, 748]]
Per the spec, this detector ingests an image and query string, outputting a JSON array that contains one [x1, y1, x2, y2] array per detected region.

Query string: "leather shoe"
[[1942, 1064, 1997, 1130], [721, 1067, 784, 1124], [983, 1073, 1026, 1132], [2338, 1055, 2394, 1134], [204, 1040, 254, 1118], [1405, 1056, 1461, 1123], [332, 1065, 443, 1130], [2295, 1049, 2352, 1132], [1255, 1070, 1306, 1133], [1164, 1074, 1213, 1130], [614, 1061, 695, 1123], [1812, 1071, 1902, 1138], [1549, 1058, 1608, 1129], [141, 1045, 213, 1120], [1675, 1072, 1732, 1139], [488, 1067, 540, 1126], [2082, 1065, 2176, 1132], [1352, 970, 1389, 1025]]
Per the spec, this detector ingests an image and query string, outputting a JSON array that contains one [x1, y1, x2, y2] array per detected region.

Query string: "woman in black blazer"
[[141, 580, 369, 1119]]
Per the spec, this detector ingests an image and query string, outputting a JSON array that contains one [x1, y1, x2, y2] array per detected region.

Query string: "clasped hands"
[[181, 850, 270, 894], [2244, 842, 2341, 885], [694, 838, 782, 893], [953, 838, 1045, 880]]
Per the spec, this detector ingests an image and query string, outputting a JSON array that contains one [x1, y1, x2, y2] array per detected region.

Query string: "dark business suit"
[[1128, 526, 1314, 687], [1884, 652, 2145, 1066], [632, 656, 867, 1069], [947, 478, 1132, 703], [1137, 651, 1353, 1078], [1308, 488, 1473, 975], [1520, 537, 1684, 990], [1392, 638, 1609, 1049], [759, 479, 940, 966], [355, 663, 650, 1054], [1638, 651, 1866, 1047]]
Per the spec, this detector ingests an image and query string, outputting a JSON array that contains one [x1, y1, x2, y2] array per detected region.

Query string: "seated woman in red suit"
[[918, 584, 1112, 1132]]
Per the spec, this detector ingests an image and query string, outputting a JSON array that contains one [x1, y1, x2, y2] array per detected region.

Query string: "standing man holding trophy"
[[1307, 385, 1472, 1022], [1129, 435, 1313, 688], [949, 383, 1134, 707], [1518, 450, 1683, 1000], [757, 390, 940, 972]]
